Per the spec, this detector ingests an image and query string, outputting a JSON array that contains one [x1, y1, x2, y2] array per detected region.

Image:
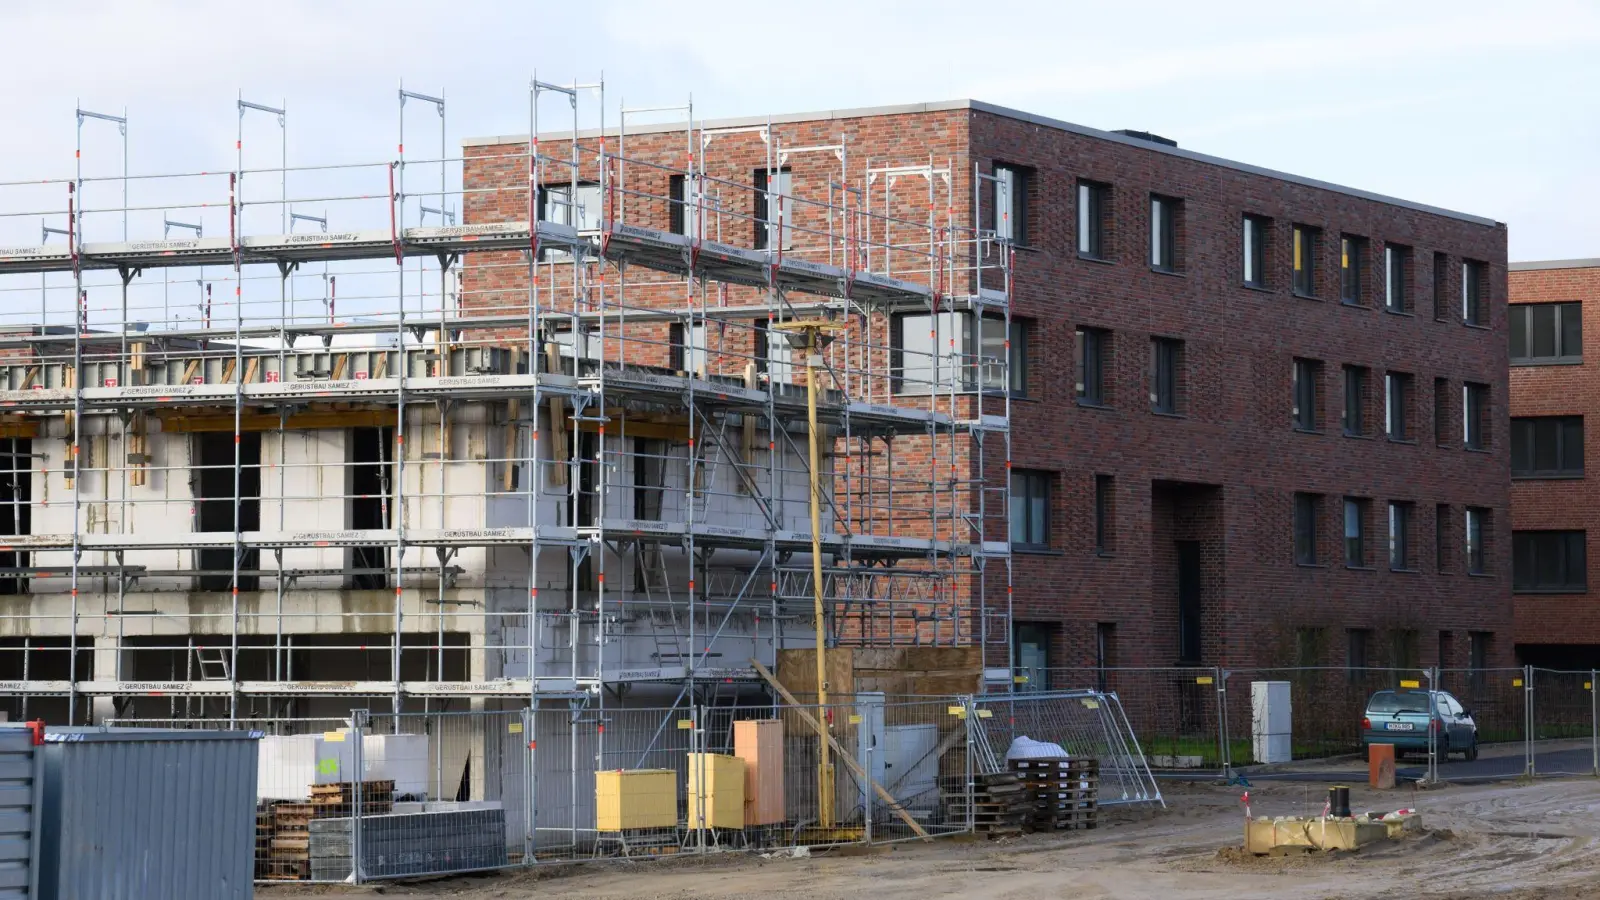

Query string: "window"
[[1293, 358, 1321, 431], [537, 181, 602, 259], [890, 312, 1025, 394], [668, 174, 698, 237], [1343, 365, 1368, 437], [1242, 215, 1268, 287], [1512, 416, 1584, 477], [1292, 224, 1318, 296], [669, 321, 707, 375], [993, 163, 1027, 245], [1150, 195, 1180, 271], [1463, 382, 1489, 450], [1094, 474, 1115, 554], [1433, 377, 1450, 446], [753, 167, 793, 250], [1344, 497, 1368, 567], [1463, 260, 1486, 326], [1439, 630, 1454, 670], [1014, 622, 1053, 692], [753, 319, 795, 384], [1466, 507, 1489, 575], [1389, 501, 1414, 570], [1436, 504, 1452, 573], [1294, 492, 1321, 565], [632, 437, 668, 520], [1348, 628, 1371, 678], [1076, 327, 1110, 406], [1433, 252, 1450, 320], [1010, 469, 1051, 550], [1385, 372, 1413, 441], [1391, 630, 1419, 669], [1469, 631, 1490, 689], [1095, 623, 1116, 692], [1077, 180, 1108, 259], [1340, 235, 1367, 305], [1384, 243, 1411, 312], [1510, 302, 1583, 364], [1150, 337, 1183, 414], [1513, 530, 1587, 592], [1296, 628, 1324, 667]]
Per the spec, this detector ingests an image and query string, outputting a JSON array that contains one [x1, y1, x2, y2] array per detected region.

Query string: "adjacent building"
[[1509, 258, 1600, 667]]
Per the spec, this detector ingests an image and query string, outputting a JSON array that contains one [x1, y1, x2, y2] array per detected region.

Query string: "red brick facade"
[[1509, 261, 1600, 665], [462, 100, 1513, 672]]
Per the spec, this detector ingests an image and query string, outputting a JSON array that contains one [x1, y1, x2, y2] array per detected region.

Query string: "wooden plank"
[[750, 658, 929, 841]]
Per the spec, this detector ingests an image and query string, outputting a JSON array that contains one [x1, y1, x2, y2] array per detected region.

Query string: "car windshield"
[[1368, 692, 1431, 713]]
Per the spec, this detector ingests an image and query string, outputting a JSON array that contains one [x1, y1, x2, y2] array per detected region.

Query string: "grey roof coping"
[[1510, 258, 1600, 271], [463, 98, 1500, 228]]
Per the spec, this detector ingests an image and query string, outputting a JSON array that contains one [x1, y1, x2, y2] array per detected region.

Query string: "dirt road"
[[263, 777, 1600, 900]]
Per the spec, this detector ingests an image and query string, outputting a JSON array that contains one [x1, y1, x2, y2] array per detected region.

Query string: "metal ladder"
[[194, 645, 232, 682]]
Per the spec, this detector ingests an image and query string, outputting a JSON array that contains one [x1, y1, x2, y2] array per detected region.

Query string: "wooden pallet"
[[259, 859, 309, 881], [310, 779, 395, 802], [1007, 758, 1100, 831]]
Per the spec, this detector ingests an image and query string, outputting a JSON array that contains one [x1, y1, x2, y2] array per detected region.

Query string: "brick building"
[[463, 98, 1513, 678], [1509, 259, 1600, 667]]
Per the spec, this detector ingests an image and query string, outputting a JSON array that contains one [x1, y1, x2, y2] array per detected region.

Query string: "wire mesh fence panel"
[[1529, 669, 1597, 777], [1225, 668, 1426, 763], [1440, 667, 1526, 751], [973, 691, 1162, 807], [1041, 668, 1223, 772], [335, 709, 526, 882]]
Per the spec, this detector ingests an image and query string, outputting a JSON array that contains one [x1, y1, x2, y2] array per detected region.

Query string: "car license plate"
[[1384, 722, 1414, 731]]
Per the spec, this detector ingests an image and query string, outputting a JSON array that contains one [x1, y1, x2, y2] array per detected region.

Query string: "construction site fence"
[[113, 688, 1161, 884], [1034, 665, 1600, 781]]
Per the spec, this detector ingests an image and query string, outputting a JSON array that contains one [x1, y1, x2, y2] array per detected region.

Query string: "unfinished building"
[[0, 83, 1015, 738]]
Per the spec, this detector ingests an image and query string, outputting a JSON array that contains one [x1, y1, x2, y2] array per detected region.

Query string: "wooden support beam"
[[750, 658, 931, 841], [153, 409, 397, 433]]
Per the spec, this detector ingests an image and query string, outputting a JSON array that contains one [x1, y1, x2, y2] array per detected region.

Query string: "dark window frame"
[[1294, 491, 1321, 565], [1463, 259, 1487, 326], [1389, 500, 1414, 571], [1094, 474, 1114, 555], [1513, 530, 1587, 593], [1466, 507, 1489, 575], [1384, 243, 1412, 313], [993, 162, 1029, 246], [1150, 194, 1180, 272], [1150, 337, 1183, 414], [1243, 214, 1268, 288], [1512, 416, 1584, 478], [1385, 371, 1413, 441], [1343, 365, 1368, 437], [1436, 504, 1452, 574], [753, 166, 793, 251], [1076, 326, 1110, 406], [1292, 224, 1318, 297], [1293, 358, 1320, 432], [1341, 234, 1368, 306], [1464, 382, 1489, 450], [889, 311, 1027, 396], [1077, 179, 1110, 260], [1433, 251, 1450, 321], [1510, 302, 1582, 364], [1344, 496, 1368, 568], [1010, 468, 1053, 551]]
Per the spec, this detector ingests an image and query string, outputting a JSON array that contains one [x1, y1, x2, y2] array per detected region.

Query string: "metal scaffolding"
[[0, 78, 1015, 728]]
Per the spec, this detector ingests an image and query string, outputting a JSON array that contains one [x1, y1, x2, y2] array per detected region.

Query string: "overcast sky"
[[2, 0, 1596, 262]]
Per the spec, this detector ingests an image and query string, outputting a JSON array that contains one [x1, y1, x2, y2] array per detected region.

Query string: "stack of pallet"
[[309, 779, 396, 818], [941, 771, 1028, 837], [255, 781, 398, 881], [1010, 758, 1098, 832], [259, 801, 313, 881]]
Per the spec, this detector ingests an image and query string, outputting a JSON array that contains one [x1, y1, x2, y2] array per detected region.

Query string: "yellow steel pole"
[[804, 332, 835, 829]]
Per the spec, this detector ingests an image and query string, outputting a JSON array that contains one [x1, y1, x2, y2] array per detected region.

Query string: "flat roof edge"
[[463, 97, 1500, 228], [1510, 258, 1600, 272]]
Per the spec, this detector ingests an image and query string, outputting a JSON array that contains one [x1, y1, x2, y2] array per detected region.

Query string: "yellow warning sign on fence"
[[1195, 676, 1214, 685], [848, 714, 862, 725], [977, 709, 994, 719], [322, 731, 346, 742], [508, 723, 523, 734], [1013, 675, 1029, 684], [676, 719, 693, 730], [1081, 699, 1100, 710], [1513, 678, 1524, 687]]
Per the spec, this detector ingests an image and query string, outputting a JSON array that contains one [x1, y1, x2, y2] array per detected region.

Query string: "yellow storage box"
[[596, 768, 679, 831], [686, 753, 746, 830]]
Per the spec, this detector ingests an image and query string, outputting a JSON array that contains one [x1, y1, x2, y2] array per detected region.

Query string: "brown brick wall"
[[463, 102, 1514, 671], [1509, 264, 1600, 655]]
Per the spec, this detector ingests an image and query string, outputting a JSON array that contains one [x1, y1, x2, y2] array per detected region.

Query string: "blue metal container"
[[36, 729, 259, 900]]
